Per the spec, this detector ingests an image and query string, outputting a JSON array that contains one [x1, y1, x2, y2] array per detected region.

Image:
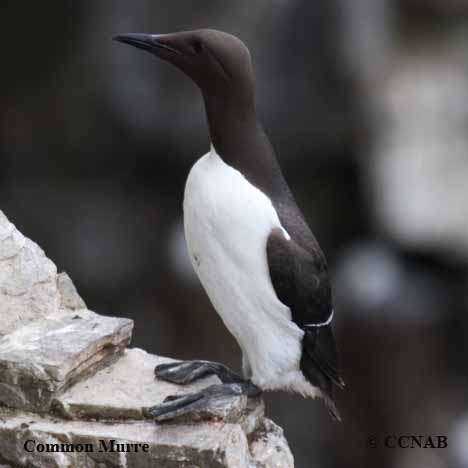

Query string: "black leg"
[[146, 381, 262, 422], [155, 360, 245, 385]]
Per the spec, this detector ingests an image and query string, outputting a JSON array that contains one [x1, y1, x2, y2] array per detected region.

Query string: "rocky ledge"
[[0, 210, 293, 468]]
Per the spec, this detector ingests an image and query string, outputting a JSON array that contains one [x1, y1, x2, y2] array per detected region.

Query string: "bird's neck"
[[202, 93, 283, 195], [203, 93, 257, 153]]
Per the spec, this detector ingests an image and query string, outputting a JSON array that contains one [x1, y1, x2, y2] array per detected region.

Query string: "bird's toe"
[[146, 391, 205, 422], [154, 360, 213, 385]]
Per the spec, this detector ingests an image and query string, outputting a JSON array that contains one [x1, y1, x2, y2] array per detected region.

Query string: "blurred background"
[[2, 1, 468, 467]]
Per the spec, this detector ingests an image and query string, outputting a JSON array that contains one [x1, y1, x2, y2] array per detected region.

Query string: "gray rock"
[[0, 210, 134, 413], [250, 419, 295, 468], [56, 348, 221, 421], [56, 348, 265, 431], [0, 210, 88, 336], [0, 406, 293, 468], [0, 310, 133, 412], [0, 209, 294, 467], [0, 211, 59, 336], [57, 272, 87, 310]]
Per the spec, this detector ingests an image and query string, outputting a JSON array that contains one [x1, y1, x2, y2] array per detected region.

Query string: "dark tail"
[[300, 325, 345, 421]]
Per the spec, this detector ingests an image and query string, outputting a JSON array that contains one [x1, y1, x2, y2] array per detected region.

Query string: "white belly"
[[183, 147, 310, 391]]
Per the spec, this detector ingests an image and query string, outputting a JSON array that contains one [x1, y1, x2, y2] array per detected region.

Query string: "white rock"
[[250, 419, 295, 468], [57, 272, 87, 310], [0, 311, 133, 412], [0, 210, 88, 336], [56, 348, 222, 420], [0, 209, 294, 467], [0, 406, 293, 468]]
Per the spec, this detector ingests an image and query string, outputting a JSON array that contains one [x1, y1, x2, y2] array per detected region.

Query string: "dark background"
[[2, 1, 468, 467]]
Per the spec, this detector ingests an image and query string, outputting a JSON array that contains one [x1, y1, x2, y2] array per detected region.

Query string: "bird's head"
[[114, 29, 255, 106]]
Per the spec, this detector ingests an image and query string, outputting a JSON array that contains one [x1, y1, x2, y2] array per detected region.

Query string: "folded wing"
[[266, 227, 344, 419]]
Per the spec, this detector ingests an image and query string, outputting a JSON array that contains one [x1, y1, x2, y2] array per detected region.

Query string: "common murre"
[[114, 29, 345, 421]]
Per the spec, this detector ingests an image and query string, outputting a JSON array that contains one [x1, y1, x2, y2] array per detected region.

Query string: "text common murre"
[[24, 439, 150, 453]]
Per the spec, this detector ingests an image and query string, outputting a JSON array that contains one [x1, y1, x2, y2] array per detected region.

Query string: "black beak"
[[113, 33, 183, 56]]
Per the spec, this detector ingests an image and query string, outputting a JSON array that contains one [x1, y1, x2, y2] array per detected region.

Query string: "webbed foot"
[[155, 360, 245, 385], [146, 381, 262, 422]]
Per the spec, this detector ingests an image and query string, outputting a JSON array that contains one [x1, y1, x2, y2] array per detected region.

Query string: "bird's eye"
[[192, 40, 203, 54]]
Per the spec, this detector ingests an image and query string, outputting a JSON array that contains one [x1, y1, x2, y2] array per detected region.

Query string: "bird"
[[114, 29, 345, 421]]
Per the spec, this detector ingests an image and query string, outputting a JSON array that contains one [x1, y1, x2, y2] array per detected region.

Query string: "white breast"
[[183, 147, 312, 393]]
